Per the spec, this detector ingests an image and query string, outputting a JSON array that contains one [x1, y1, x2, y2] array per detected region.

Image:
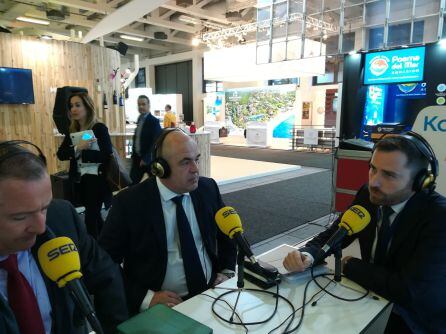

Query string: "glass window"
[[287, 19, 303, 36], [419, 16, 439, 43], [324, 33, 340, 55], [325, 0, 341, 10], [414, 0, 440, 17], [273, 1, 288, 18], [286, 37, 302, 59], [388, 22, 412, 46], [272, 41, 287, 61], [307, 0, 323, 15], [365, 0, 386, 26], [289, 0, 303, 14], [368, 26, 384, 49], [443, 15, 446, 38], [257, 5, 271, 23], [389, 0, 413, 21], [257, 26, 271, 42], [257, 43, 271, 64], [342, 32, 356, 52]]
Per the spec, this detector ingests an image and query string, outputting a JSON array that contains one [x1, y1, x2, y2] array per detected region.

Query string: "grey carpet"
[[211, 144, 333, 169], [222, 170, 333, 244]]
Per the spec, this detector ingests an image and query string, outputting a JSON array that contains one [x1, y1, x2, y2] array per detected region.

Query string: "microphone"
[[314, 205, 371, 263], [37, 236, 104, 334], [215, 206, 257, 264]]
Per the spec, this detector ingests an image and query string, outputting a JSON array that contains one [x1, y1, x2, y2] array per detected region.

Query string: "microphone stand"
[[334, 246, 342, 282], [230, 246, 245, 322]]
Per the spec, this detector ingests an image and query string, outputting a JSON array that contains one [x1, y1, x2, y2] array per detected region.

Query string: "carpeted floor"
[[211, 144, 333, 169], [222, 169, 333, 244]]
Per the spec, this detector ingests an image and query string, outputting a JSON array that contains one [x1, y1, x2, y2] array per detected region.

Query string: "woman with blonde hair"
[[57, 92, 112, 238]]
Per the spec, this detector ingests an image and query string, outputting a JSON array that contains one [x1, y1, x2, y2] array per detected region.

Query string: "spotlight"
[[191, 37, 200, 46]]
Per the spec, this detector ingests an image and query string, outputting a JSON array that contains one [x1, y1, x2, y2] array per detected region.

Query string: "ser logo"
[[47, 243, 78, 261], [222, 208, 237, 218], [350, 206, 365, 219]]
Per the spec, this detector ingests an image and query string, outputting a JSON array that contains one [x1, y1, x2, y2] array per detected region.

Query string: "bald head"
[[158, 130, 200, 194]]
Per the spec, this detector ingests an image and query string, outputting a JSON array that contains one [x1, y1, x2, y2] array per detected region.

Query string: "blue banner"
[[364, 47, 425, 85]]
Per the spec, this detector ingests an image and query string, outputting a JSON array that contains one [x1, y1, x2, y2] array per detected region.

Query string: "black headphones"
[[376, 131, 438, 192], [0, 140, 47, 166], [150, 128, 182, 179]]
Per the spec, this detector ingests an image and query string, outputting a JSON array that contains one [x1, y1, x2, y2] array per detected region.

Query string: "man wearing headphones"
[[99, 129, 237, 316], [283, 132, 446, 333], [0, 141, 128, 334]]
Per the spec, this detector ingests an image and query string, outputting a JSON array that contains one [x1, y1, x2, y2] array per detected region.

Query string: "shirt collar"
[[156, 177, 190, 202], [389, 198, 410, 215]]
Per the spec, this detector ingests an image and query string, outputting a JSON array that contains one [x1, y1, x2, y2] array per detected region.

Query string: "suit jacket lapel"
[[0, 293, 20, 334], [190, 190, 214, 258], [389, 192, 427, 256], [147, 179, 168, 275]]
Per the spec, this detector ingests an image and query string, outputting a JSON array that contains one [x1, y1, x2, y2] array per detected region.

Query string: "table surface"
[[174, 273, 389, 333]]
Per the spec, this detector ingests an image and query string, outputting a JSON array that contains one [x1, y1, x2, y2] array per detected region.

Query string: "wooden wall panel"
[[0, 34, 122, 173]]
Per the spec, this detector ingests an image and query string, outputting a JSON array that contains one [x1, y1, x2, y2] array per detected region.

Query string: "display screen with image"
[[364, 47, 425, 85], [0, 67, 35, 104]]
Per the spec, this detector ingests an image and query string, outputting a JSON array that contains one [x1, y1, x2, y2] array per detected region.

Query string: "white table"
[[174, 274, 391, 333]]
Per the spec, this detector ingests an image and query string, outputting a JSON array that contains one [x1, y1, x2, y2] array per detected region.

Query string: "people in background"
[[130, 95, 161, 185], [0, 141, 128, 334], [163, 104, 176, 128], [57, 92, 112, 239], [99, 129, 236, 316], [283, 133, 446, 333]]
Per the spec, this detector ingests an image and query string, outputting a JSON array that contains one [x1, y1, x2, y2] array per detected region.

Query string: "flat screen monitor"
[[364, 47, 425, 85], [0, 67, 35, 104]]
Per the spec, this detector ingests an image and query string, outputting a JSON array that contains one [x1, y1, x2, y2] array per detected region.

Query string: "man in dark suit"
[[0, 141, 128, 334], [130, 95, 161, 184], [283, 134, 446, 333], [100, 129, 237, 316]]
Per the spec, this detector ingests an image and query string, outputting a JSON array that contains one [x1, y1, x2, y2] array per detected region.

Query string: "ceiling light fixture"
[[439, 39, 446, 48], [120, 34, 144, 42], [191, 37, 200, 46], [16, 16, 50, 25], [348, 50, 357, 55], [41, 35, 53, 40]]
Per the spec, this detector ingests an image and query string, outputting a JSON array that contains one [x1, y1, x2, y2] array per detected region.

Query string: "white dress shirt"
[[0, 250, 52, 334], [140, 177, 212, 311]]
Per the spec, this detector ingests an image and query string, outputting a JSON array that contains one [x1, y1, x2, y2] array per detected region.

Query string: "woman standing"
[[57, 92, 112, 239]]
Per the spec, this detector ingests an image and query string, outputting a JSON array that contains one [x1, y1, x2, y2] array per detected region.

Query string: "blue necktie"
[[374, 206, 394, 265], [172, 195, 207, 296]]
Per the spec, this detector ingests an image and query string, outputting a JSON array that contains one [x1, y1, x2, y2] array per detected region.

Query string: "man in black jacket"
[[130, 95, 161, 184], [0, 141, 128, 334], [284, 134, 446, 333], [100, 129, 237, 316]]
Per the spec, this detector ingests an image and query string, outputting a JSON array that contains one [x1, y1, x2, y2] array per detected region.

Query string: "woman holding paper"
[[57, 92, 113, 239]]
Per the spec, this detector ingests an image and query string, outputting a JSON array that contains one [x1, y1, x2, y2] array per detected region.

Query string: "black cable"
[[267, 278, 334, 334], [310, 266, 369, 302], [200, 293, 249, 333], [210, 284, 296, 328]]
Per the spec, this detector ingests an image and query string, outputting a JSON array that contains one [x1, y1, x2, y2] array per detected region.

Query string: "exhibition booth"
[[335, 42, 446, 211]]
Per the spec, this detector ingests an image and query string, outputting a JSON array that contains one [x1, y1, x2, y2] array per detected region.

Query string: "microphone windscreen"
[[37, 237, 83, 288], [339, 205, 371, 236], [215, 206, 243, 238]]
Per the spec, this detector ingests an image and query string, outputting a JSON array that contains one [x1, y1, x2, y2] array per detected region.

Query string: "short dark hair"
[[374, 135, 429, 176], [0, 142, 47, 182], [138, 95, 150, 104], [165, 104, 171, 110]]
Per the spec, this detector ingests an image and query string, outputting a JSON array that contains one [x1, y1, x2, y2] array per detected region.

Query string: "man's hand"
[[283, 251, 312, 273], [212, 273, 231, 287], [149, 291, 183, 308], [341, 256, 353, 272]]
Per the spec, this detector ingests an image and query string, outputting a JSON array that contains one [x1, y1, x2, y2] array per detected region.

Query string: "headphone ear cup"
[[412, 168, 428, 192], [150, 158, 170, 179], [421, 173, 435, 190]]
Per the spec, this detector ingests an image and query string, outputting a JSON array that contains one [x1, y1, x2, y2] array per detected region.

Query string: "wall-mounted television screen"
[[364, 46, 425, 85], [0, 67, 35, 104]]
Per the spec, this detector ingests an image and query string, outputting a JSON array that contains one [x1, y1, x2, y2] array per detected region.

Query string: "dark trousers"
[[385, 312, 413, 334], [79, 173, 111, 239], [130, 155, 150, 185]]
